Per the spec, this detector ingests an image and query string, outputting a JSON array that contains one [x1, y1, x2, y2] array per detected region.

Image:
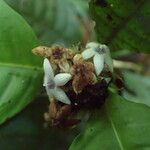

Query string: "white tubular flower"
[[82, 42, 113, 76], [43, 58, 72, 104]]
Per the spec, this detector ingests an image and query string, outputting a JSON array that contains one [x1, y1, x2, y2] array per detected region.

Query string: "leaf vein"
[[105, 104, 124, 150], [0, 62, 42, 71]]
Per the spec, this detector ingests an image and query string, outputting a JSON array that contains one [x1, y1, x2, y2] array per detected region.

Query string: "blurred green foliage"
[[0, 0, 43, 125], [0, 98, 79, 150], [123, 71, 150, 106], [5, 0, 92, 46], [89, 0, 150, 52], [0, 0, 150, 149]]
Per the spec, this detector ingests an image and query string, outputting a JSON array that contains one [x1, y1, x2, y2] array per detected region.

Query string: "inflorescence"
[[32, 42, 114, 128]]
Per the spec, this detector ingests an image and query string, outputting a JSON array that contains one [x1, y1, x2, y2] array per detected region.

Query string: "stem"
[[113, 59, 142, 72]]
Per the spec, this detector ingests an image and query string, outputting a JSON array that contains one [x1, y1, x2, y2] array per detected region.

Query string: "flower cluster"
[[32, 42, 113, 105]]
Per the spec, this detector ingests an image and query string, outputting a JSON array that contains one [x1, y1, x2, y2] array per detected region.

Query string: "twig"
[[113, 59, 142, 72]]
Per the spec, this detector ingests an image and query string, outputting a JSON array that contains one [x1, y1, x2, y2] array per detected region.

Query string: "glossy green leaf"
[[69, 92, 150, 150], [90, 0, 150, 52], [5, 0, 93, 46], [123, 71, 150, 107], [0, 0, 43, 124]]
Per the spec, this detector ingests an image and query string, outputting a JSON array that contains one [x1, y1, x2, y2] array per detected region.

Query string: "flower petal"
[[43, 75, 47, 86], [93, 53, 105, 75], [43, 58, 54, 85], [82, 48, 95, 59], [53, 87, 71, 104], [45, 86, 55, 101], [54, 73, 72, 86], [86, 42, 99, 49], [104, 48, 113, 72]]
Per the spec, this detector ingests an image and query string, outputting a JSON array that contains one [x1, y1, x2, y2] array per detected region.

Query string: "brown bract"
[[71, 55, 97, 94], [44, 99, 80, 128]]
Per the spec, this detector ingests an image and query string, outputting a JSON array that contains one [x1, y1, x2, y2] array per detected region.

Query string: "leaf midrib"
[[105, 104, 124, 150], [0, 62, 42, 71]]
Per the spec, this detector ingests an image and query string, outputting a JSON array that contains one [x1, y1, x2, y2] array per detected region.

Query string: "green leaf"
[[123, 71, 150, 107], [0, 0, 43, 124], [90, 0, 150, 52], [0, 109, 40, 150], [5, 0, 92, 46], [69, 92, 150, 150], [0, 98, 78, 150]]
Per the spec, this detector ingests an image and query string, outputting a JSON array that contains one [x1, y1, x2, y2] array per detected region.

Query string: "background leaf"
[[0, 97, 79, 150], [5, 0, 93, 46], [69, 92, 150, 150], [0, 0, 43, 124], [123, 71, 150, 107], [89, 0, 150, 52]]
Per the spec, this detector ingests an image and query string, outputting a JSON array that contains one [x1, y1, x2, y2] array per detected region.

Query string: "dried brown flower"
[[71, 55, 97, 94], [44, 99, 80, 128], [32, 45, 74, 72], [50, 45, 74, 72], [32, 46, 51, 57]]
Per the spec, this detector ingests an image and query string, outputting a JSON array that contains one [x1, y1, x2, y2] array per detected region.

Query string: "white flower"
[[43, 58, 72, 104], [81, 42, 113, 75]]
